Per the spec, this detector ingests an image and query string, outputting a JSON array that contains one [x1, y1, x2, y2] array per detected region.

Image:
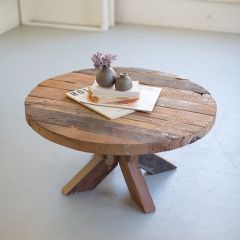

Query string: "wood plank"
[[51, 72, 95, 84], [137, 106, 215, 128], [156, 97, 216, 115], [26, 99, 105, 118], [39, 79, 86, 91], [62, 154, 118, 195], [115, 67, 179, 78], [160, 87, 215, 105], [118, 155, 155, 213], [25, 96, 92, 113], [123, 114, 204, 134], [114, 117, 193, 137], [29, 86, 67, 101]]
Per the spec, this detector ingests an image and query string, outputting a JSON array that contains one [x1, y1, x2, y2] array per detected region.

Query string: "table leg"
[[118, 155, 155, 213], [139, 154, 177, 175], [62, 154, 118, 195]]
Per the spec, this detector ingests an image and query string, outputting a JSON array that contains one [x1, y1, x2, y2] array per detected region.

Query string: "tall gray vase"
[[96, 65, 117, 88]]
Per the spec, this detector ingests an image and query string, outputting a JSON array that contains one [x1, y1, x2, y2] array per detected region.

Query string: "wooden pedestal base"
[[62, 154, 176, 213]]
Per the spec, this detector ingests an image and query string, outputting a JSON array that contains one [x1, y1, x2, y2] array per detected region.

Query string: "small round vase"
[[115, 73, 132, 91], [96, 65, 117, 88]]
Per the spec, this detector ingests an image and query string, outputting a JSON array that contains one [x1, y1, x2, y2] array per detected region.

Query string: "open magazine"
[[66, 84, 161, 113]]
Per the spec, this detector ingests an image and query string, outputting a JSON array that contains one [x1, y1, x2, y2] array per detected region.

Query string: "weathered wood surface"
[[25, 67, 217, 155]]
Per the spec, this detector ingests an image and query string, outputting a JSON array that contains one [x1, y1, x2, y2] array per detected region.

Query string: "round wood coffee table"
[[25, 67, 217, 213]]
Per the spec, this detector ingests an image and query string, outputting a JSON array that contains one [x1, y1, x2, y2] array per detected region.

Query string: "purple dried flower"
[[102, 54, 117, 67], [91, 52, 103, 70], [91, 52, 117, 70]]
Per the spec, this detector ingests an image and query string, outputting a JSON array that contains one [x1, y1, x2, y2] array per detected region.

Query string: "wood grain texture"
[[62, 154, 118, 195], [25, 67, 217, 155], [118, 155, 155, 213]]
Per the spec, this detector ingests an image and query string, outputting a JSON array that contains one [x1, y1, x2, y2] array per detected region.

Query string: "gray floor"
[[0, 24, 240, 240]]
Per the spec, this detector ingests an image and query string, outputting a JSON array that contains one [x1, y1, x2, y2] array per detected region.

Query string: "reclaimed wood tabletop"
[[25, 67, 217, 213]]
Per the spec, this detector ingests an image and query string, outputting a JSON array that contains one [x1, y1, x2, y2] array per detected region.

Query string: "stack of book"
[[88, 81, 140, 104], [66, 81, 161, 119]]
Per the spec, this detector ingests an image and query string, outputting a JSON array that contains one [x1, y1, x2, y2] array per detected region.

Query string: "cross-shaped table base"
[[62, 154, 176, 213]]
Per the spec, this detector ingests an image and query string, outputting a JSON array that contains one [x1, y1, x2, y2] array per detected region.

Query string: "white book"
[[66, 87, 134, 119], [67, 84, 161, 112], [88, 81, 140, 104]]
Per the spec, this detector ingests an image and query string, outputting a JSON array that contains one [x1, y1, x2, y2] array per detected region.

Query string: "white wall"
[[116, 0, 240, 33], [22, 0, 102, 26], [0, 0, 19, 34], [1, 0, 240, 34], [20, 0, 113, 31]]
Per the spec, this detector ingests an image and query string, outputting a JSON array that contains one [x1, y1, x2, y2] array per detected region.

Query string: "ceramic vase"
[[96, 65, 117, 87], [115, 73, 133, 91]]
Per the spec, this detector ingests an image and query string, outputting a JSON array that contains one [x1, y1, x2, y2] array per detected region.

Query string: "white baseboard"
[[116, 0, 240, 33], [0, 0, 20, 34]]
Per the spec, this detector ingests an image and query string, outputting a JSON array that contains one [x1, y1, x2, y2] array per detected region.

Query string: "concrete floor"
[[0, 24, 240, 240]]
